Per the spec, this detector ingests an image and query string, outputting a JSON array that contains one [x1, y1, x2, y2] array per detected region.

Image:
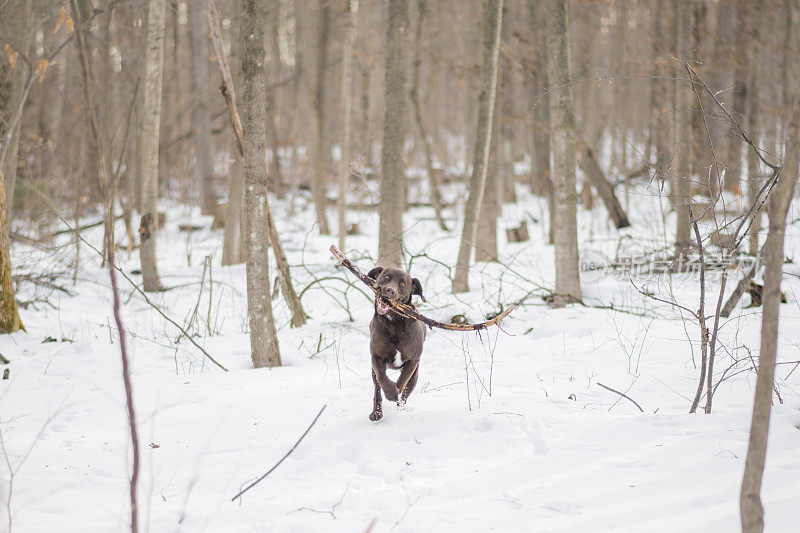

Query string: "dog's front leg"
[[396, 360, 420, 404], [372, 357, 399, 402], [370, 368, 383, 421]]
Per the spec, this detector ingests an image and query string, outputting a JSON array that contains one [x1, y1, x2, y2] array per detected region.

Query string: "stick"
[[231, 404, 327, 502], [330, 245, 515, 331], [597, 382, 644, 412]]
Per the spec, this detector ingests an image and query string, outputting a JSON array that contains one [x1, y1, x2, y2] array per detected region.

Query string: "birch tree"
[[452, 0, 503, 292], [241, 0, 281, 368], [378, 0, 410, 267], [544, 0, 580, 305], [139, 0, 167, 292]]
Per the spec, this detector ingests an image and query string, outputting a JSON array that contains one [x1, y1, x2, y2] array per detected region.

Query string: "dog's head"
[[367, 266, 424, 316]]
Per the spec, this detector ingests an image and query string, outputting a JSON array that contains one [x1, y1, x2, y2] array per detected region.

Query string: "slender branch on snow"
[[231, 404, 327, 502], [596, 382, 644, 413]]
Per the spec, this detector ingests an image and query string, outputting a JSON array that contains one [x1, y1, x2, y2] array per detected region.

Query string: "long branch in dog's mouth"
[[375, 296, 393, 315]]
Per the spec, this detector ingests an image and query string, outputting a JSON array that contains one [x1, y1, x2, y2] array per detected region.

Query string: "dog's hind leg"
[[369, 369, 383, 421]]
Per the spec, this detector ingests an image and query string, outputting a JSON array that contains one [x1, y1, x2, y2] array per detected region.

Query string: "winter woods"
[[3, 0, 800, 531]]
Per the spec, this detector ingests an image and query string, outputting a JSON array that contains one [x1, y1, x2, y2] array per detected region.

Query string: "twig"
[[596, 382, 644, 412], [231, 404, 327, 502], [330, 245, 514, 331]]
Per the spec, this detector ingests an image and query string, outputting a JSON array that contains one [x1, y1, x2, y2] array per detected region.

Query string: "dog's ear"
[[367, 266, 384, 281], [411, 278, 426, 302]]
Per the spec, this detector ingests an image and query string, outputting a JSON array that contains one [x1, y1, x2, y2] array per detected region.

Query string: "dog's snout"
[[382, 286, 396, 298]]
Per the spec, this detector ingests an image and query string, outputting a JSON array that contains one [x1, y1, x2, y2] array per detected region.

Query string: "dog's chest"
[[392, 352, 404, 369]]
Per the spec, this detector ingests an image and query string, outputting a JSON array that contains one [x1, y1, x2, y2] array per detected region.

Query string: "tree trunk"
[[452, 0, 503, 292], [139, 0, 167, 292], [409, 0, 447, 232], [189, 0, 217, 215], [337, 0, 359, 251], [739, 97, 800, 533], [528, 1, 553, 243], [475, 84, 501, 263], [673, 0, 692, 253], [544, 0, 580, 306], [241, 0, 281, 367], [0, 0, 32, 212], [223, 0, 245, 265], [0, 167, 24, 333], [723, 1, 749, 193], [651, 0, 672, 182], [311, 3, 331, 234], [378, 0, 411, 267], [265, 2, 283, 196], [577, 139, 631, 229], [746, 1, 763, 257]]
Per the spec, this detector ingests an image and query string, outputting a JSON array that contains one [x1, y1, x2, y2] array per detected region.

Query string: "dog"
[[366, 266, 426, 421]]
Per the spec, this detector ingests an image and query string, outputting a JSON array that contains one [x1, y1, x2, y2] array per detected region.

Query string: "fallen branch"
[[597, 382, 644, 412], [330, 245, 514, 331], [231, 404, 327, 502]]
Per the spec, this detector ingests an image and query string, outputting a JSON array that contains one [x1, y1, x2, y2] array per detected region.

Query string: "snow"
[[2, 183, 800, 532]]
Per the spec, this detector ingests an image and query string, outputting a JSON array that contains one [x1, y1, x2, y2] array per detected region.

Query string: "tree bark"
[[745, 1, 764, 257], [739, 97, 800, 533], [311, 3, 331, 234], [378, 0, 411, 267], [0, 167, 24, 333], [0, 0, 32, 212], [723, 1, 749, 193], [673, 0, 692, 253], [222, 0, 245, 265], [241, 0, 281, 367], [452, 0, 503, 292], [544, 0, 580, 305], [189, 0, 217, 215], [527, 2, 553, 243], [337, 0, 359, 251], [476, 84, 501, 263], [576, 139, 631, 229], [138, 0, 167, 292], [409, 0, 447, 232]]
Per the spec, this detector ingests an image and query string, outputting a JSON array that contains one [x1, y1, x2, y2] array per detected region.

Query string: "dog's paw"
[[369, 410, 383, 422]]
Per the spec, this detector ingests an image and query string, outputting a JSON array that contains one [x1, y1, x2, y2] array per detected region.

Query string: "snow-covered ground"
[[3, 182, 800, 532]]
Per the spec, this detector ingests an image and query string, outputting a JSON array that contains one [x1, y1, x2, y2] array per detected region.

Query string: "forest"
[[2, 0, 800, 531]]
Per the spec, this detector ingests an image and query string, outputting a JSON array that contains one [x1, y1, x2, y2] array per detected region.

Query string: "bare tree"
[[139, 0, 167, 292], [528, 1, 553, 244], [740, 97, 800, 533], [409, 0, 447, 232], [672, 0, 692, 253], [452, 0, 503, 292], [0, 0, 32, 212], [189, 0, 217, 215], [311, 3, 331, 235], [337, 0, 359, 251], [378, 0, 411, 267], [241, 0, 281, 368], [544, 0, 580, 305]]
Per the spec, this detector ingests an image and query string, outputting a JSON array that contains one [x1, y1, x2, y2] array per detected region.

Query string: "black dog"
[[366, 266, 426, 421]]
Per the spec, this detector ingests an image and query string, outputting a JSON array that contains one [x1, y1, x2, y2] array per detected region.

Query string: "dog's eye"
[[400, 282, 406, 287]]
